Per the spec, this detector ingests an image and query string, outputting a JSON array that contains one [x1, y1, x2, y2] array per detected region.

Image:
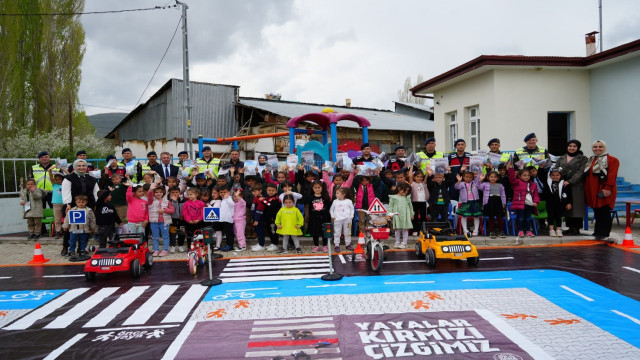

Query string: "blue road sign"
[[68, 210, 86, 224], [203, 207, 220, 222]]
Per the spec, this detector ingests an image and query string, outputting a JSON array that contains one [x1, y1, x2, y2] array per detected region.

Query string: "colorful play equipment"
[[197, 109, 372, 162]]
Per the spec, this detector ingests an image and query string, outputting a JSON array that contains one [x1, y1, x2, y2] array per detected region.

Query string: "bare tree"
[[397, 74, 426, 105]]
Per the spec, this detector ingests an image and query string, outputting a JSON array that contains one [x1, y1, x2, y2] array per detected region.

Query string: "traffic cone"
[[622, 227, 639, 248], [354, 232, 365, 254], [28, 242, 50, 264]]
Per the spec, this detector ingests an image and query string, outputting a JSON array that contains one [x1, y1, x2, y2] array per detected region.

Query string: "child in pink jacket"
[[507, 164, 539, 238], [125, 184, 149, 235], [182, 188, 205, 248], [232, 189, 247, 251]]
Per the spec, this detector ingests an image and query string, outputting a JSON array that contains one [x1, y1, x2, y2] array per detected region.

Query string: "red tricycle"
[[351, 210, 397, 272], [186, 229, 209, 275], [84, 233, 152, 281]]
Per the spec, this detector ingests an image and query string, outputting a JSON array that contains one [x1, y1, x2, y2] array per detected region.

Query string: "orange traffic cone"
[[28, 242, 50, 264], [622, 227, 639, 248], [354, 232, 365, 254]]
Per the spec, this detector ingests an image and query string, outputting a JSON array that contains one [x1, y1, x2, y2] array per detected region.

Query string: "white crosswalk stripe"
[[3, 285, 206, 331], [218, 256, 330, 283]]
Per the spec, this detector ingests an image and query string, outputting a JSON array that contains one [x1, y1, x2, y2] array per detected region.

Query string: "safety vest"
[[483, 152, 512, 174], [416, 151, 444, 173], [515, 146, 547, 169], [197, 157, 220, 177], [32, 164, 58, 191]]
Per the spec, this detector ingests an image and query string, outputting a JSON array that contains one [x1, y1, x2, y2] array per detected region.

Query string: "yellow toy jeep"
[[415, 222, 479, 267]]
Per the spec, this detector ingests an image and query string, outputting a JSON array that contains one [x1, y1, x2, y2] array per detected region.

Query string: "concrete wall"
[[433, 68, 591, 154], [114, 140, 230, 159], [0, 197, 28, 235], [590, 55, 640, 183]]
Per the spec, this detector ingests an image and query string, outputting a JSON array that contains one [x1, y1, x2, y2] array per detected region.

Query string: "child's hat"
[[195, 173, 206, 179]]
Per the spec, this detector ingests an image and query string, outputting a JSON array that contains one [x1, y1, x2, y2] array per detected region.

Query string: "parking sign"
[[68, 210, 86, 225], [203, 207, 220, 222]]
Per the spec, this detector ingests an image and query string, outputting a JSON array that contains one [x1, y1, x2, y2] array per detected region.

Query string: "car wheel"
[[144, 252, 153, 269], [415, 242, 424, 258], [426, 248, 437, 267], [370, 243, 384, 272], [130, 259, 141, 278], [467, 256, 479, 266], [188, 254, 197, 275], [84, 272, 96, 281]]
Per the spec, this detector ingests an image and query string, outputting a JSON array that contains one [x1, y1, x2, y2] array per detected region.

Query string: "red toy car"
[[84, 233, 153, 280]]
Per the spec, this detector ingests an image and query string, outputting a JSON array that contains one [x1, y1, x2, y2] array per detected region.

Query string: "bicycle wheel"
[[365, 242, 372, 261], [370, 243, 384, 272], [188, 253, 198, 275]]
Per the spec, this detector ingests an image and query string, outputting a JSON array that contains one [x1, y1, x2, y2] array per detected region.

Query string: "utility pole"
[[177, 1, 193, 157], [68, 94, 74, 154], [599, 0, 603, 52]]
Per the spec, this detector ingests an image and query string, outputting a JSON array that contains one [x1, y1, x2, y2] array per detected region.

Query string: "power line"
[[0, 5, 178, 16], [80, 103, 132, 112], [134, 16, 182, 109]]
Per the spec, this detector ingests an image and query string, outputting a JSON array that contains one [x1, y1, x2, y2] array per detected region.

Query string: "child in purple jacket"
[[454, 171, 483, 236], [477, 171, 507, 238]]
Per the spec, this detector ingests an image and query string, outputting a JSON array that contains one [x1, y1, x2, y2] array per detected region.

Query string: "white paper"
[[322, 161, 335, 176], [488, 152, 502, 166], [244, 160, 257, 176], [56, 158, 68, 169], [125, 165, 136, 176], [217, 167, 230, 176], [469, 156, 485, 173], [477, 149, 488, 159], [24, 201, 31, 214], [431, 158, 448, 174], [89, 170, 102, 179], [286, 154, 298, 169], [336, 153, 353, 171], [357, 162, 378, 176], [301, 151, 315, 167]]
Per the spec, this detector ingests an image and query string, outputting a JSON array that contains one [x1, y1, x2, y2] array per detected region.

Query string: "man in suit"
[[159, 152, 179, 179]]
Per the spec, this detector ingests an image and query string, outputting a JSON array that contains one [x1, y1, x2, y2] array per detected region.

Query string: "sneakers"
[[219, 245, 233, 252], [79, 250, 88, 256], [346, 244, 354, 251], [398, 243, 406, 249], [287, 243, 295, 251], [169, 246, 176, 253], [67, 251, 76, 257], [178, 246, 185, 253], [412, 232, 418, 236], [251, 244, 265, 251], [393, 243, 401, 249], [321, 246, 328, 252], [471, 231, 478, 237], [489, 232, 497, 239], [152, 250, 159, 257], [60, 247, 68, 256], [296, 248, 302, 254], [234, 246, 246, 252], [549, 229, 557, 237], [334, 246, 340, 253], [312, 246, 319, 253], [499, 232, 507, 238], [517, 231, 524, 237], [266, 244, 279, 251], [526, 231, 535, 237], [556, 230, 563, 238], [277, 247, 287, 254], [159, 250, 168, 257]]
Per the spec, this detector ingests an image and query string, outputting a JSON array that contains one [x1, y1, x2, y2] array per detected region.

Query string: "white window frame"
[[469, 107, 480, 152], [448, 112, 458, 151]]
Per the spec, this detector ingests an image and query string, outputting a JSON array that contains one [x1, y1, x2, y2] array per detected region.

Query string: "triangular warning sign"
[[205, 208, 219, 221], [367, 198, 387, 214]]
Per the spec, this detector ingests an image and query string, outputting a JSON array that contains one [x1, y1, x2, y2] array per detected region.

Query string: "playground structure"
[[197, 109, 372, 163]]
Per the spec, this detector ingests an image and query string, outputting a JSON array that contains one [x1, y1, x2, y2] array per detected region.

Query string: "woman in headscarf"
[[61, 159, 100, 255], [583, 140, 620, 241], [555, 140, 589, 235]]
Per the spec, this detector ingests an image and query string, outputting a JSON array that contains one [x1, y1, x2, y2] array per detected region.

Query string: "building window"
[[469, 107, 480, 152], [448, 112, 457, 150]]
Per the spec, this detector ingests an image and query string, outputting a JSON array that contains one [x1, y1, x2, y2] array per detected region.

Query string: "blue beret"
[[195, 173, 206, 179], [394, 145, 405, 152], [360, 143, 370, 150], [147, 151, 157, 157], [121, 148, 132, 154], [75, 150, 87, 156], [424, 137, 435, 145], [487, 138, 500, 146], [454, 139, 466, 146], [105, 155, 116, 162], [178, 151, 188, 156], [202, 146, 211, 151], [37, 151, 49, 158], [524, 133, 536, 142]]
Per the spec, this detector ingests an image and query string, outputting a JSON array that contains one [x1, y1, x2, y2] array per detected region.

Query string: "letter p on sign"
[[69, 210, 86, 225]]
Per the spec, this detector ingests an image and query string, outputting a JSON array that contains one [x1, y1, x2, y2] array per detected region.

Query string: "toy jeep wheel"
[[144, 252, 153, 269], [467, 256, 480, 266], [415, 242, 423, 258], [350, 250, 356, 262], [84, 272, 96, 281], [188, 253, 197, 275], [131, 259, 141, 278], [425, 248, 437, 267]]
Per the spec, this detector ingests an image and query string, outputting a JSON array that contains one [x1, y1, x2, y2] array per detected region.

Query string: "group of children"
[[21, 150, 574, 256]]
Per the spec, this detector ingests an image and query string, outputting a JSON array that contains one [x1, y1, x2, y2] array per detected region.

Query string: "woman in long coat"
[[555, 140, 589, 235], [583, 140, 619, 241]]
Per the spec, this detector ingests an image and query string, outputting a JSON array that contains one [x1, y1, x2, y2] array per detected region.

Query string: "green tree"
[[0, 0, 85, 136]]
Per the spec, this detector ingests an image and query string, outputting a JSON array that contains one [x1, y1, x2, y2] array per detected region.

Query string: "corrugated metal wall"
[[169, 79, 238, 140], [116, 79, 238, 143]]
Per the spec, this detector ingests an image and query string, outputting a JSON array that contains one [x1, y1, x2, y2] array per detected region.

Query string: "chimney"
[[585, 31, 598, 56], [345, 98, 351, 107]]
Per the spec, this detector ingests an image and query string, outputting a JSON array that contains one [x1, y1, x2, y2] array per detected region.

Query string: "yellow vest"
[[32, 164, 58, 191], [515, 146, 547, 169], [416, 151, 444, 173], [197, 158, 220, 177]]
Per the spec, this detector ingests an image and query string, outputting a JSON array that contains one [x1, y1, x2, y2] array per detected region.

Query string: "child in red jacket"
[[507, 163, 539, 238], [182, 188, 205, 248]]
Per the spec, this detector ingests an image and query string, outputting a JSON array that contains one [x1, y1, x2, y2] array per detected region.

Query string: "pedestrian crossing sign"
[[203, 207, 220, 222], [367, 198, 387, 214]]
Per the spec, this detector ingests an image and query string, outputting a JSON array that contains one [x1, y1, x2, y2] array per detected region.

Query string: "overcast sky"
[[79, 0, 640, 115]]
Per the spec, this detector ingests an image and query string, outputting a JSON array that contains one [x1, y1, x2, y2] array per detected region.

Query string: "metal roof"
[[393, 101, 434, 113], [238, 98, 434, 132]]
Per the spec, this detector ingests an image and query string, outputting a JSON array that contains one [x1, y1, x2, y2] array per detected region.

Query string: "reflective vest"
[[197, 157, 220, 177], [32, 164, 58, 191], [416, 151, 444, 173], [515, 146, 548, 169]]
